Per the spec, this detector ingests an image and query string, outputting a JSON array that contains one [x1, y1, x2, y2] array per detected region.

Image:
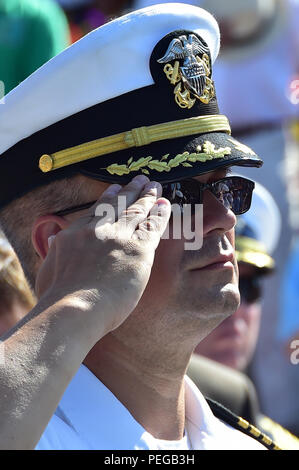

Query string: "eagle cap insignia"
[[156, 32, 215, 109]]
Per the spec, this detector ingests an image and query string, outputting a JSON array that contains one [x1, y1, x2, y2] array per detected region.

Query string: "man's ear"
[[32, 215, 69, 260]]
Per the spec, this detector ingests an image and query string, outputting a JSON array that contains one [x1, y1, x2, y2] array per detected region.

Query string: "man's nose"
[[201, 189, 237, 237]]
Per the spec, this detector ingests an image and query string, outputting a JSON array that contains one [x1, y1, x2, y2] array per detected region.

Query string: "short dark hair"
[[0, 174, 90, 289]]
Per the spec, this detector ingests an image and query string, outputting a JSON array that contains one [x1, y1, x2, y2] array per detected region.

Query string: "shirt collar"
[[56, 364, 223, 450]]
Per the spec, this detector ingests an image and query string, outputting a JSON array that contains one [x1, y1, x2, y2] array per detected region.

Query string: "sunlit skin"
[[40, 168, 239, 439], [0, 303, 29, 337], [59, 169, 239, 351], [26, 167, 241, 441], [195, 263, 262, 371]]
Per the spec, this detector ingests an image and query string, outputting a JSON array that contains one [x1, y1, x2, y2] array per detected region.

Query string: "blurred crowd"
[[0, 0, 298, 437]]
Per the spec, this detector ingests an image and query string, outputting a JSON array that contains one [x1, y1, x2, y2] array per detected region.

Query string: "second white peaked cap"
[[238, 181, 281, 255], [235, 181, 281, 272], [0, 3, 262, 210]]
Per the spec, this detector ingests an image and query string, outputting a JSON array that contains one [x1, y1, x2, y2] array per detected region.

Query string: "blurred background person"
[[129, 0, 299, 441], [55, 0, 134, 42], [0, 0, 70, 95], [0, 233, 35, 336]]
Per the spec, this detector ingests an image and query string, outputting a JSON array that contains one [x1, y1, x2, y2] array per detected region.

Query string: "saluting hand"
[[35, 175, 171, 344]]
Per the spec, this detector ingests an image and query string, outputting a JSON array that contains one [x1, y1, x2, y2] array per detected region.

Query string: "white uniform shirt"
[[35, 364, 266, 450]]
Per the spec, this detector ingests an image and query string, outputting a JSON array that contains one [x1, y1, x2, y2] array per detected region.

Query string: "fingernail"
[[48, 235, 56, 248], [144, 181, 161, 195], [156, 199, 170, 212], [157, 198, 169, 206]]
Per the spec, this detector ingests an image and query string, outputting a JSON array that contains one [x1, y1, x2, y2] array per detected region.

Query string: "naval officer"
[[0, 3, 278, 450]]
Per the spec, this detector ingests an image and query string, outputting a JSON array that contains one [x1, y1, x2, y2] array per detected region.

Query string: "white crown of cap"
[[0, 3, 220, 156], [239, 181, 281, 255], [134, 0, 274, 17], [134, 0, 202, 8]]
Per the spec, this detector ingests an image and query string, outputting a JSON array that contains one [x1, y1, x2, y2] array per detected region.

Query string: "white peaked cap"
[[0, 3, 262, 210], [133, 0, 202, 8], [133, 0, 276, 19], [0, 3, 220, 155]]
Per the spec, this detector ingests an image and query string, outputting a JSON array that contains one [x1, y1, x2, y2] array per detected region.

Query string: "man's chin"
[[195, 283, 240, 321], [172, 283, 239, 330], [219, 282, 240, 313]]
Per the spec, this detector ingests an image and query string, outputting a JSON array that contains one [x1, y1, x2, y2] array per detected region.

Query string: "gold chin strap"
[[39, 114, 231, 173]]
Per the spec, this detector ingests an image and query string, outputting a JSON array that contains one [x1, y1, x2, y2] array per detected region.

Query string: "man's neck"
[[83, 334, 191, 441]]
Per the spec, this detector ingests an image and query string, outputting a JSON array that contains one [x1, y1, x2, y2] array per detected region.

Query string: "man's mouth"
[[189, 253, 235, 271]]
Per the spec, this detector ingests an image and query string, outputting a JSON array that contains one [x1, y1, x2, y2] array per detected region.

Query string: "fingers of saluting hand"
[[35, 176, 171, 327], [130, 198, 170, 249], [71, 175, 155, 228], [93, 176, 171, 244]]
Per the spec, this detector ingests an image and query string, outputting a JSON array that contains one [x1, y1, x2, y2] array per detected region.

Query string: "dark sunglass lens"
[[162, 179, 201, 210], [239, 277, 262, 304], [231, 178, 254, 215], [179, 179, 202, 205], [212, 180, 234, 211], [162, 177, 254, 215]]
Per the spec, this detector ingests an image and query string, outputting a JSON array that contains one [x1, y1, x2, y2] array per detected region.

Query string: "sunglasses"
[[239, 276, 262, 304], [54, 176, 254, 217]]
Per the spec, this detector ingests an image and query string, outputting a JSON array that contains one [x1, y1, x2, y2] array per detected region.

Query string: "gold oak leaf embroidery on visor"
[[103, 141, 231, 176]]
